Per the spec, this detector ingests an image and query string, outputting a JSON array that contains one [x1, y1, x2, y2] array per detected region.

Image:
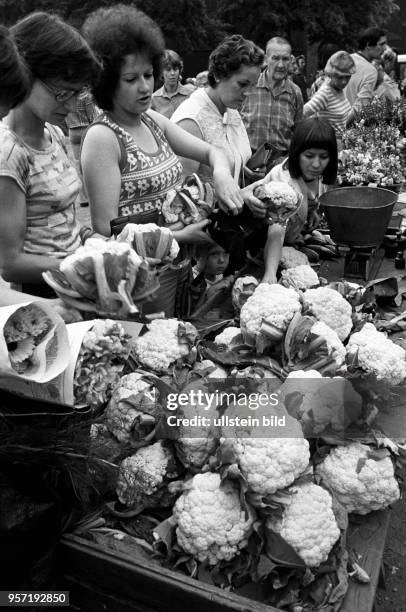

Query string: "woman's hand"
[[173, 219, 214, 245], [241, 184, 267, 219], [306, 208, 321, 232], [212, 169, 243, 215]]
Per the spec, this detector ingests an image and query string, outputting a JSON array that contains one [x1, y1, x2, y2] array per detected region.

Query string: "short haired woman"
[[0, 12, 100, 296], [81, 5, 243, 242], [171, 34, 264, 187], [151, 49, 195, 118], [243, 117, 338, 283]]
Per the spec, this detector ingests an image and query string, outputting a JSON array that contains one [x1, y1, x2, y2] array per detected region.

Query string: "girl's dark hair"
[[82, 4, 165, 111], [288, 117, 338, 184], [162, 50, 183, 74], [10, 12, 101, 86], [0, 25, 31, 108], [207, 35, 264, 88]]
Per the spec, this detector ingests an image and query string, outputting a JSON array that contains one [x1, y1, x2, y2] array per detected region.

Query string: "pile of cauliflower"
[[87, 253, 405, 605]]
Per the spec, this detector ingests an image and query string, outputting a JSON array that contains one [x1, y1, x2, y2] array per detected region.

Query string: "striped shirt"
[[241, 70, 303, 153], [303, 80, 352, 135], [90, 111, 183, 218]]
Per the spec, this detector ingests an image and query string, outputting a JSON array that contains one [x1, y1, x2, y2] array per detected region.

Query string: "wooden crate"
[[58, 508, 390, 612]]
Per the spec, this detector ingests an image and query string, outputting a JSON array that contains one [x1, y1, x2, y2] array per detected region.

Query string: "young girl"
[[243, 117, 338, 283]]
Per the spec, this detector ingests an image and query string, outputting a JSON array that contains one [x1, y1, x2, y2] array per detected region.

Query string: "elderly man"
[[344, 26, 387, 111], [241, 36, 303, 169]]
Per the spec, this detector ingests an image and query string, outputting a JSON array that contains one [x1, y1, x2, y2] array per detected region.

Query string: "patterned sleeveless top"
[[92, 112, 183, 217]]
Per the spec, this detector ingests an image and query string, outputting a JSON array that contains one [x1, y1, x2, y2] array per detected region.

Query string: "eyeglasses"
[[39, 79, 83, 103]]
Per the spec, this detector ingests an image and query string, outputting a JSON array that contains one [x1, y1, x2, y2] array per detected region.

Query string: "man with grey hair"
[[241, 36, 303, 171]]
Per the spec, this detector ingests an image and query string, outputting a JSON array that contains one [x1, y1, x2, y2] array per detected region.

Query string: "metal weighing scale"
[[319, 186, 400, 281]]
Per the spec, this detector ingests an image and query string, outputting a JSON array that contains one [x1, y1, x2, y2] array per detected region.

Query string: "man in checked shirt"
[[241, 36, 303, 173]]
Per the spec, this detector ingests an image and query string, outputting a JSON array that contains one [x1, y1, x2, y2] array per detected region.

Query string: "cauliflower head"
[[173, 472, 254, 564], [280, 265, 320, 291], [133, 318, 198, 372], [346, 322, 406, 386], [240, 284, 301, 336], [280, 247, 309, 270], [116, 441, 179, 510], [214, 326, 242, 345], [266, 482, 340, 567], [105, 372, 160, 444], [303, 287, 353, 341], [316, 442, 400, 515], [223, 435, 310, 497]]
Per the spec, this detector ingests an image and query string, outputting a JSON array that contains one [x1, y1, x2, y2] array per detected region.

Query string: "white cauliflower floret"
[[134, 318, 197, 372], [240, 284, 301, 336], [346, 322, 406, 386], [224, 436, 310, 496], [105, 372, 160, 444], [214, 326, 241, 345], [232, 276, 259, 312], [311, 320, 346, 367], [267, 482, 340, 567], [116, 441, 178, 510], [280, 247, 309, 270], [286, 370, 323, 379], [303, 287, 353, 341], [173, 472, 254, 564], [316, 442, 400, 515], [280, 265, 320, 291]]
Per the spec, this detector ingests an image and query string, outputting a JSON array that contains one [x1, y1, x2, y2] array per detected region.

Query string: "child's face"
[[204, 246, 230, 278]]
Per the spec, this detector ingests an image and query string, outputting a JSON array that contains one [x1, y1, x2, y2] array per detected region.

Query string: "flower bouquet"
[[0, 301, 69, 383], [337, 120, 406, 188], [253, 180, 300, 226]]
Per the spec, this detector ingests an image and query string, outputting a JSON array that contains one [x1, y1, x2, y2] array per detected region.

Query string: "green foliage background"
[[0, 0, 399, 52]]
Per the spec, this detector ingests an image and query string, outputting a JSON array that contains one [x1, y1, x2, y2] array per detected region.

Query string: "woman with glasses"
[[0, 12, 100, 297]]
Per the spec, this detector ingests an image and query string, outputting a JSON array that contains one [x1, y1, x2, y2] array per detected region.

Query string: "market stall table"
[[54, 193, 406, 609]]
